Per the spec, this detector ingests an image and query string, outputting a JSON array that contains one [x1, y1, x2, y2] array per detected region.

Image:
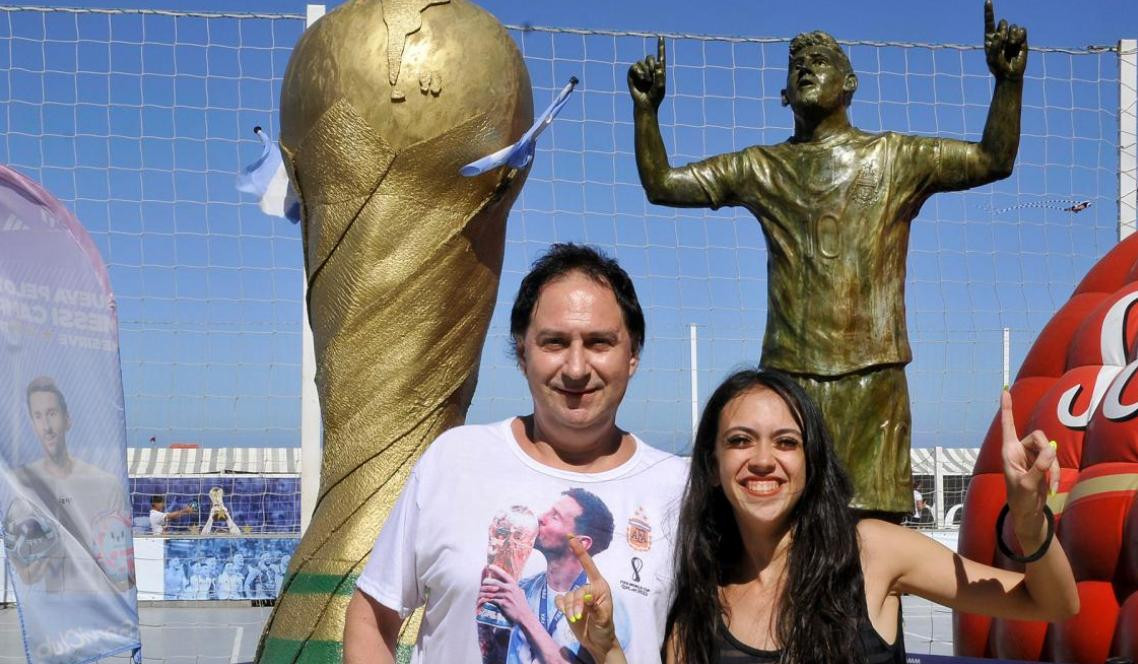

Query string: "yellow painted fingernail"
[[567, 615, 575, 623], [584, 593, 594, 601], [1049, 440, 1058, 449], [575, 612, 583, 621], [1003, 384, 1009, 391]]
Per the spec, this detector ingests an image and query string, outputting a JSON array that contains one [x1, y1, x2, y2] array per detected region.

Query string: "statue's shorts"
[[783, 364, 913, 515]]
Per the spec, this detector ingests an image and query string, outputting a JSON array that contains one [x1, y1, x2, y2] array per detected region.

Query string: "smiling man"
[[345, 243, 689, 664], [628, 1, 1028, 516]]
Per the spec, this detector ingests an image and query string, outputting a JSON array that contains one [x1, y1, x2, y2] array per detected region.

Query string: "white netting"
[[0, 6, 1132, 662], [0, 7, 307, 449], [0, 7, 1126, 456]]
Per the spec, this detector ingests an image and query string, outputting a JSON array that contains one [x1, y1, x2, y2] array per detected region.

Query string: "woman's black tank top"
[[714, 605, 906, 663]]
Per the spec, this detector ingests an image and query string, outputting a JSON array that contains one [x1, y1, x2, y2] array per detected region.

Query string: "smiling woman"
[[643, 368, 1079, 664]]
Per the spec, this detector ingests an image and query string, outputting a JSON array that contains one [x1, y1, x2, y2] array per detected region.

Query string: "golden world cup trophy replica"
[[255, 0, 533, 661], [475, 506, 538, 663]]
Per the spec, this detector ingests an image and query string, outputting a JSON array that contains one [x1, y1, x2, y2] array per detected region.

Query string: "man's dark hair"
[[151, 495, 165, 508], [509, 243, 645, 357], [26, 376, 68, 417], [563, 487, 614, 556]]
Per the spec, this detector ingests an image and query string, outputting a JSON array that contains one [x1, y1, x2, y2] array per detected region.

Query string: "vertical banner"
[[0, 166, 142, 663]]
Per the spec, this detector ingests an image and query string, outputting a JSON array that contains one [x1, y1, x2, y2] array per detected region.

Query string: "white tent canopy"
[[126, 447, 301, 476], [125, 446, 978, 477], [910, 447, 980, 476]]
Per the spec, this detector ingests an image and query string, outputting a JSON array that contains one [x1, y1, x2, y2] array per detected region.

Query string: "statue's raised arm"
[[629, 37, 710, 206], [969, 0, 1028, 183]]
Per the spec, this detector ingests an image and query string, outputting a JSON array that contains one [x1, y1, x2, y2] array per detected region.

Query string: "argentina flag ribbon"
[[460, 76, 580, 177]]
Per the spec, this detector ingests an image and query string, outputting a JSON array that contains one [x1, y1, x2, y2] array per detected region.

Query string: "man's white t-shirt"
[[356, 419, 689, 664], [149, 508, 167, 534]]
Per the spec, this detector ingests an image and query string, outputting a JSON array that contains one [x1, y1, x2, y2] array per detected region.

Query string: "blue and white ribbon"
[[236, 127, 301, 223], [460, 76, 579, 177]]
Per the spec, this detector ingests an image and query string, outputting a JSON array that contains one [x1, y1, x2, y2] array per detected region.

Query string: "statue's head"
[[781, 31, 858, 115]]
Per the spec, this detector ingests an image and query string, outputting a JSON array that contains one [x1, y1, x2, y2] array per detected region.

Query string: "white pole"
[[1002, 327, 1010, 388], [934, 446, 945, 529], [689, 324, 699, 444], [299, 4, 326, 535], [1121, 39, 1137, 240], [305, 4, 326, 28]]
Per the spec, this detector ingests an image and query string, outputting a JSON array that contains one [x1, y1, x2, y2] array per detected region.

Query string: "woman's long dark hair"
[[664, 368, 866, 664]]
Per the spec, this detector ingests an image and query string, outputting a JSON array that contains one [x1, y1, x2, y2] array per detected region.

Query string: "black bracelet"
[[994, 503, 1055, 564]]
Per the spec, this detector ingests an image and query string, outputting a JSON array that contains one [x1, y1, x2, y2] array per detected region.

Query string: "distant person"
[[149, 494, 195, 534], [3, 376, 133, 592], [905, 490, 936, 527], [230, 551, 247, 579], [164, 556, 189, 600], [186, 556, 217, 600], [201, 505, 241, 534], [274, 552, 292, 594], [217, 561, 245, 600], [245, 551, 279, 600]]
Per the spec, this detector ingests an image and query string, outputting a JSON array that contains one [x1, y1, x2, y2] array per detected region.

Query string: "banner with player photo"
[[0, 166, 141, 664], [163, 537, 298, 600]]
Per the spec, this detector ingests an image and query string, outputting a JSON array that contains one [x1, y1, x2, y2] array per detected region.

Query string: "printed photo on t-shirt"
[[474, 487, 618, 664]]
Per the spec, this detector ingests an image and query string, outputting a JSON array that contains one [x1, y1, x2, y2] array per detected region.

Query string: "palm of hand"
[[1002, 441, 1044, 515], [999, 389, 1056, 519]]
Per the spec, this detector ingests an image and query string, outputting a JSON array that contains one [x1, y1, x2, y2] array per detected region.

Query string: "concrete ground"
[[0, 603, 273, 664], [1, 596, 954, 663]]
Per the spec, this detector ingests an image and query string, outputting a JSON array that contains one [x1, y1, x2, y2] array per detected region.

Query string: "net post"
[[689, 323, 698, 444], [934, 446, 946, 529], [1121, 39, 1137, 240]]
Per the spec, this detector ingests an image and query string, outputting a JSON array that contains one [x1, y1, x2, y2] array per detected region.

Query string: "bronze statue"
[[256, 0, 533, 660], [629, 0, 1027, 514]]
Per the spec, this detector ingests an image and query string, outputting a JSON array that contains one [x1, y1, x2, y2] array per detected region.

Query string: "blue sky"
[[22, 0, 1138, 48], [1, 1, 1134, 451]]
